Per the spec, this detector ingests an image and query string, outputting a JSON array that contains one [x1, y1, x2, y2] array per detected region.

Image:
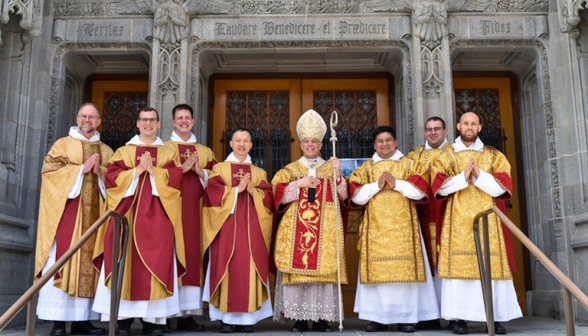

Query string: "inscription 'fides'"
[[480, 20, 511, 35], [83, 23, 124, 37]]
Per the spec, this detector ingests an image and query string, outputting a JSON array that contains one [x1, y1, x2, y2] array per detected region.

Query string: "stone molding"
[[556, 0, 587, 39], [53, 0, 548, 18], [0, 0, 43, 46]]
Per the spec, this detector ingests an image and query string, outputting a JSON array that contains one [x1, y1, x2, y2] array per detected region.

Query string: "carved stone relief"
[[154, 0, 189, 51], [413, 0, 447, 50], [421, 46, 444, 98], [557, 0, 587, 38], [0, 0, 43, 46]]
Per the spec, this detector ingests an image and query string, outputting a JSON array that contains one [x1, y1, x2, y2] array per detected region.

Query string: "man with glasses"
[[431, 112, 522, 334], [35, 103, 111, 336], [164, 104, 216, 332], [350, 126, 439, 333], [406, 116, 450, 330], [92, 107, 185, 336]]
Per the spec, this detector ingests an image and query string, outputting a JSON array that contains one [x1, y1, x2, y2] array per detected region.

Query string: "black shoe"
[[116, 319, 133, 335], [312, 320, 332, 332], [141, 322, 163, 336], [50, 322, 66, 336], [416, 319, 441, 330], [176, 316, 205, 331], [365, 321, 387, 332], [160, 320, 171, 333], [70, 321, 106, 335], [486, 322, 507, 334], [453, 320, 468, 334], [398, 323, 415, 333], [291, 320, 308, 332], [235, 325, 254, 333], [219, 321, 233, 333]]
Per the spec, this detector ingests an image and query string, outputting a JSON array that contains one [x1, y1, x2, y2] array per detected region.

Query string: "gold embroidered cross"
[[180, 148, 193, 161], [233, 168, 247, 180], [136, 156, 155, 162]]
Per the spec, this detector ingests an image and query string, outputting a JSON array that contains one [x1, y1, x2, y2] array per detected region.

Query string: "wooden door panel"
[[453, 77, 526, 314], [91, 80, 149, 150]]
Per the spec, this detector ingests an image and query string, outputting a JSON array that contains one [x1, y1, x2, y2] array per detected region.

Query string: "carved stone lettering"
[[215, 22, 258, 36], [83, 23, 125, 37], [263, 22, 317, 35], [480, 20, 511, 35], [338, 20, 387, 37]]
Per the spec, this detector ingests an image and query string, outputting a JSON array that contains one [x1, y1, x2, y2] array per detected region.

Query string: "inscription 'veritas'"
[[83, 23, 124, 37]]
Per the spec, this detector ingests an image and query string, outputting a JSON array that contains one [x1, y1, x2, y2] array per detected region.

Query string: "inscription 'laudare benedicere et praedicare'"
[[213, 20, 387, 38]]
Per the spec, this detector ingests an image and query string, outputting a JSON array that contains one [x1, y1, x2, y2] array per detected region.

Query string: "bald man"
[[430, 112, 522, 334]]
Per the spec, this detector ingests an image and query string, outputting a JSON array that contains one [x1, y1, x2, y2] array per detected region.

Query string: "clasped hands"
[[181, 149, 204, 178], [464, 158, 480, 182], [237, 173, 254, 195], [136, 152, 155, 175], [377, 171, 396, 190], [83, 153, 103, 178]]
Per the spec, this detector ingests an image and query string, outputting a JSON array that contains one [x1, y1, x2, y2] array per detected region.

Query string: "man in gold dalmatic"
[[350, 126, 440, 333], [35, 103, 111, 336], [202, 128, 274, 333], [272, 109, 348, 333], [431, 112, 522, 334], [92, 107, 185, 336]]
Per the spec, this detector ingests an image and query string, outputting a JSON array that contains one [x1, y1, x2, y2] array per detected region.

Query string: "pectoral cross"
[[233, 168, 247, 180], [180, 148, 193, 161]]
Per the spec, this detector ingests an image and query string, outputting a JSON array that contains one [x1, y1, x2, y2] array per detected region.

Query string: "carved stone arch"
[[449, 38, 559, 219], [189, 39, 416, 149], [48, 42, 152, 150]]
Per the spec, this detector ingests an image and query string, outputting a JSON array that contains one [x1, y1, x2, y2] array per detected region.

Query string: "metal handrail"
[[474, 206, 588, 336], [0, 210, 129, 336]]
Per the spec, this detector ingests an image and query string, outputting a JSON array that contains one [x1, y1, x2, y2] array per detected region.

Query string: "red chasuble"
[[203, 162, 274, 313], [175, 143, 216, 287], [94, 145, 184, 301]]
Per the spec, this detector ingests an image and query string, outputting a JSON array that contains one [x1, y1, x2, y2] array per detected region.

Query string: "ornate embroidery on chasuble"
[[274, 161, 347, 285], [433, 147, 513, 281], [351, 159, 426, 284]]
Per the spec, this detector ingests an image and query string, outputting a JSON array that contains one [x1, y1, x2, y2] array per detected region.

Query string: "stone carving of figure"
[[154, 0, 188, 51], [413, 0, 447, 49]]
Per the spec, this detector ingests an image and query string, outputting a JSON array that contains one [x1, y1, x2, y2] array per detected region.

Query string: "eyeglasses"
[[77, 115, 99, 121], [138, 118, 158, 123], [425, 127, 444, 133]]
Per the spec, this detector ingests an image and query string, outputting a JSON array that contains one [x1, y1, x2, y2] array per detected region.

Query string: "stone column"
[[411, 0, 455, 142], [150, 0, 190, 136]]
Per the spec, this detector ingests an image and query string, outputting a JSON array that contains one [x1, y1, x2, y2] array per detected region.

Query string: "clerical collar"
[[126, 134, 165, 146], [425, 138, 448, 150], [299, 156, 325, 168], [453, 136, 484, 152], [170, 130, 197, 144], [69, 126, 100, 142], [372, 149, 403, 163], [225, 152, 252, 163]]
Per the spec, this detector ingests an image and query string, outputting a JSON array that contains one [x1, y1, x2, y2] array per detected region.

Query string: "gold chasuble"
[[406, 146, 447, 274], [164, 141, 217, 287], [92, 145, 185, 301], [272, 160, 348, 285], [202, 162, 274, 313], [349, 158, 429, 284], [431, 146, 513, 280], [35, 137, 113, 298]]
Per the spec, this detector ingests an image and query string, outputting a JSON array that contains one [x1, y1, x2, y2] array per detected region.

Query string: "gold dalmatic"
[[350, 158, 427, 284]]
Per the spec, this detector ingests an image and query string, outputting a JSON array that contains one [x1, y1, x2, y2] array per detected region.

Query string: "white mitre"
[[296, 109, 327, 140]]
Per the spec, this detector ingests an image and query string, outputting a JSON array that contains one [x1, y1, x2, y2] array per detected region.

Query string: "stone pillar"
[[411, 0, 455, 143], [150, 0, 190, 136]]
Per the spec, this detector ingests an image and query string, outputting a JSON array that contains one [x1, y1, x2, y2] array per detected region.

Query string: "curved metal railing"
[[0, 210, 129, 336], [474, 206, 588, 336]]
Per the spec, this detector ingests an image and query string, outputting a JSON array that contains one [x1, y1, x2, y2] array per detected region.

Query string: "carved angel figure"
[[413, 0, 447, 49], [154, 0, 188, 50]]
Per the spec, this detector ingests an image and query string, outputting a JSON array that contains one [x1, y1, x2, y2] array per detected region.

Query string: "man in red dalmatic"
[[164, 104, 216, 332], [202, 128, 274, 333], [92, 107, 185, 336]]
